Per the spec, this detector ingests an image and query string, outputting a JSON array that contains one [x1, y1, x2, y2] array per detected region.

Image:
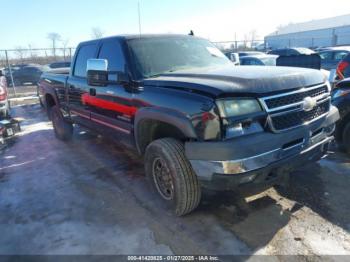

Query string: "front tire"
[[51, 105, 73, 141], [145, 138, 201, 216], [343, 122, 350, 155]]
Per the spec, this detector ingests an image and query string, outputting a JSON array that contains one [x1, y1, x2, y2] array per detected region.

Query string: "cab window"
[[74, 44, 97, 78], [98, 40, 126, 81]]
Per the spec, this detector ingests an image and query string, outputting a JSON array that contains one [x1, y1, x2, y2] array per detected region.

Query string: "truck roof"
[[78, 34, 199, 45]]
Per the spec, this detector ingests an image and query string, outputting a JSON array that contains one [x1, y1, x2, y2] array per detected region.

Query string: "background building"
[[265, 14, 350, 49]]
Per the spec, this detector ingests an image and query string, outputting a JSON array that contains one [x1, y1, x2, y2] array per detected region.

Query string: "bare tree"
[[28, 44, 39, 63], [14, 46, 27, 63], [249, 30, 258, 45], [47, 32, 62, 58], [243, 34, 249, 49], [91, 27, 104, 39], [61, 38, 70, 60]]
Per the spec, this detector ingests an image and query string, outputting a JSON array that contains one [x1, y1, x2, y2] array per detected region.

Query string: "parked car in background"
[[0, 71, 10, 118], [332, 78, 350, 155], [318, 47, 350, 70], [254, 43, 266, 51], [225, 51, 266, 65], [268, 47, 315, 56], [224, 52, 240, 65], [240, 54, 278, 66], [44, 61, 71, 70], [336, 53, 350, 80], [8, 65, 44, 86], [238, 51, 265, 57]]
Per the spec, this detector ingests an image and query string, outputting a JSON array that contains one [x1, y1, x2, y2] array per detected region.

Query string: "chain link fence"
[[0, 47, 76, 98], [213, 40, 266, 53]]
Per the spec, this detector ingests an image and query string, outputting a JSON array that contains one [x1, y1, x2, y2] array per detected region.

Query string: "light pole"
[[138, 1, 142, 37]]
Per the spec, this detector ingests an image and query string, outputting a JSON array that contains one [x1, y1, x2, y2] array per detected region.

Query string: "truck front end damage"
[[186, 82, 339, 191]]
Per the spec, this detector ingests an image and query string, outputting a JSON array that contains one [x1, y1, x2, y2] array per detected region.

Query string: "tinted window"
[[98, 40, 125, 73], [50, 62, 71, 69], [319, 51, 333, 60], [344, 53, 350, 63], [270, 49, 286, 56], [241, 58, 262, 65], [288, 49, 299, 56], [23, 67, 41, 73], [74, 44, 97, 77], [334, 51, 349, 61]]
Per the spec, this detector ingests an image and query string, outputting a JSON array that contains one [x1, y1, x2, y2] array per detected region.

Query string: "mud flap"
[[0, 118, 21, 149]]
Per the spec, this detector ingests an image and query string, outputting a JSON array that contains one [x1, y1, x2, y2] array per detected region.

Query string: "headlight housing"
[[216, 98, 262, 118]]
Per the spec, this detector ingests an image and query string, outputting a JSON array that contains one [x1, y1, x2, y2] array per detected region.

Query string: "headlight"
[[332, 88, 350, 99], [216, 98, 262, 118]]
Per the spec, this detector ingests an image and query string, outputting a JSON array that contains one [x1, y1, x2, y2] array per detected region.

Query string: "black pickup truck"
[[38, 34, 339, 216], [332, 78, 350, 154]]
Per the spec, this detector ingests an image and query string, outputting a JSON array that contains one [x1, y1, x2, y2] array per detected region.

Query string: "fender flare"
[[134, 107, 198, 154], [43, 88, 59, 108]]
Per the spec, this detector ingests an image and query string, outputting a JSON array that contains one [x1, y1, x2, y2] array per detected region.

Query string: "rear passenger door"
[[87, 39, 134, 139], [67, 43, 98, 124]]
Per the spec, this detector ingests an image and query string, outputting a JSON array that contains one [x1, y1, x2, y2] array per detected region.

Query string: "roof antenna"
[[138, 1, 142, 38], [189, 30, 194, 36]]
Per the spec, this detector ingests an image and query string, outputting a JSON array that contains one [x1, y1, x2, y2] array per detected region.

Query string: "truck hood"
[[142, 65, 326, 97]]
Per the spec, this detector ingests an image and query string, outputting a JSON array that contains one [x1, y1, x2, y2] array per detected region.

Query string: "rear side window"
[[344, 53, 350, 62], [334, 51, 348, 61], [98, 40, 125, 73], [319, 51, 333, 60], [74, 44, 97, 77]]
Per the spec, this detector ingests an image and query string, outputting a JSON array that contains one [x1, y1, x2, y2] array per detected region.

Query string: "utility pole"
[[5, 50, 16, 97], [138, 1, 142, 37], [234, 32, 237, 51]]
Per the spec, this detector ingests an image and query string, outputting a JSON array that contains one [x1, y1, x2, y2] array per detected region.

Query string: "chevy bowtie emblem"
[[302, 96, 317, 112]]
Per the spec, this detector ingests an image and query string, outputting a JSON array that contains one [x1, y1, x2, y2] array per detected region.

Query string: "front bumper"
[[186, 106, 339, 190]]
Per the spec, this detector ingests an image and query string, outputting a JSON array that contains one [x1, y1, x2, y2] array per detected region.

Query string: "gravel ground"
[[0, 104, 350, 257]]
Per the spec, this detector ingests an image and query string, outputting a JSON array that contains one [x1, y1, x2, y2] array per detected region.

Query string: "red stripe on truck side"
[[81, 93, 137, 117]]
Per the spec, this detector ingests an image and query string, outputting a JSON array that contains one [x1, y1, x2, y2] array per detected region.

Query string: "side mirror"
[[87, 59, 108, 86], [230, 53, 240, 65]]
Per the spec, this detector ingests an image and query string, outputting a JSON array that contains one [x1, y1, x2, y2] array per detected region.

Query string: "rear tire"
[[343, 122, 350, 155], [145, 138, 201, 216], [51, 105, 73, 141]]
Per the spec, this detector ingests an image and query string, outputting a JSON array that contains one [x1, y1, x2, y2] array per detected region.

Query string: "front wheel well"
[[45, 94, 56, 108], [45, 94, 56, 119], [336, 113, 350, 143], [137, 120, 187, 154]]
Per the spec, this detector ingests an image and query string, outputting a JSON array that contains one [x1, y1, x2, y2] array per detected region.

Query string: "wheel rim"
[[152, 157, 174, 201]]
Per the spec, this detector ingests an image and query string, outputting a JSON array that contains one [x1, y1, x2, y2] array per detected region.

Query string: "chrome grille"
[[270, 100, 330, 131], [265, 85, 328, 109], [259, 83, 331, 132]]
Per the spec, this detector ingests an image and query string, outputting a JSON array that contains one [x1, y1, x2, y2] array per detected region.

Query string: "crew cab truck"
[[38, 35, 339, 216]]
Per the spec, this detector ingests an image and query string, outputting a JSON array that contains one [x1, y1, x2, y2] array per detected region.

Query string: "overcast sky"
[[1, 0, 350, 49]]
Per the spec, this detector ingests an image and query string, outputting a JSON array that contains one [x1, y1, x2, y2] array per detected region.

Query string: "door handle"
[[89, 88, 96, 96]]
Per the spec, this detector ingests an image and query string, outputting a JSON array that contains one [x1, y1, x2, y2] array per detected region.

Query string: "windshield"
[[294, 48, 315, 55], [127, 37, 232, 78]]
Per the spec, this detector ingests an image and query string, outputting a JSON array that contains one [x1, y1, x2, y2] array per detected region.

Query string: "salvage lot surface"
[[0, 104, 350, 256]]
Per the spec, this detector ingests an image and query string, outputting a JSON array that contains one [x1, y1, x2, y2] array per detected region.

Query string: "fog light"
[[226, 123, 244, 137], [239, 174, 257, 184], [225, 121, 263, 139], [324, 123, 336, 135]]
